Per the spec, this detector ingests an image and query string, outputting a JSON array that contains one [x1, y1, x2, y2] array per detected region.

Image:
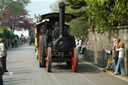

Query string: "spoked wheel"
[[46, 47, 52, 72], [39, 35, 47, 67], [38, 37, 41, 66], [39, 35, 42, 67], [40, 47, 46, 67], [66, 61, 72, 68], [72, 48, 79, 72]]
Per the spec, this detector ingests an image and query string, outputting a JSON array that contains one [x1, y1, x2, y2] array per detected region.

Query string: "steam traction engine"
[[35, 2, 79, 72]]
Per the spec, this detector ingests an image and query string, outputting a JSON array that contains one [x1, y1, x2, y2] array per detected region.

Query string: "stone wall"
[[85, 27, 128, 75]]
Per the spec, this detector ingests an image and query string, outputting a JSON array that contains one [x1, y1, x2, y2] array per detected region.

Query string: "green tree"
[[51, 0, 89, 37], [86, 0, 128, 33], [58, 0, 128, 34], [70, 18, 89, 37], [0, 0, 32, 32], [0, 0, 13, 25], [65, 0, 89, 37], [0, 27, 15, 39]]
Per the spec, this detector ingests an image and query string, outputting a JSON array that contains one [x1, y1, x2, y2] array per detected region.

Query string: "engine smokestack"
[[59, 2, 65, 37]]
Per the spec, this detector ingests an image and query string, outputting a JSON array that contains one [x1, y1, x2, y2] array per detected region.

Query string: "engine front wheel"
[[46, 47, 52, 72], [72, 48, 79, 72]]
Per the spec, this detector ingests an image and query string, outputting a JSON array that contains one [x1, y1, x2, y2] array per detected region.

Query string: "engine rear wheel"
[[46, 47, 52, 72], [66, 61, 72, 68], [38, 37, 41, 66], [72, 48, 79, 72], [40, 47, 46, 67], [39, 36, 46, 67]]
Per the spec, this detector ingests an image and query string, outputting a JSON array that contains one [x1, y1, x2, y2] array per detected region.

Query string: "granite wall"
[[85, 27, 128, 75]]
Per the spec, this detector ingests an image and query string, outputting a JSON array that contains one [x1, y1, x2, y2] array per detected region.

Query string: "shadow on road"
[[47, 62, 101, 73], [78, 63, 101, 73]]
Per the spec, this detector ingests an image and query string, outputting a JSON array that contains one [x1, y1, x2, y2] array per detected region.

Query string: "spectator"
[[76, 37, 82, 53], [14, 37, 18, 47], [8, 39, 12, 48], [75, 37, 79, 46], [85, 38, 88, 47], [114, 39, 120, 65], [2, 38, 8, 72], [80, 38, 86, 54], [108, 38, 117, 68], [114, 42, 125, 76], [104, 38, 120, 71], [21, 34, 24, 43], [11, 38, 14, 48], [0, 38, 5, 85], [103, 38, 118, 72]]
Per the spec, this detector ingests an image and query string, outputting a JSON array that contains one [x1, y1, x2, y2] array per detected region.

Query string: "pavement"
[[79, 54, 128, 82], [2, 43, 128, 85], [83, 61, 128, 82]]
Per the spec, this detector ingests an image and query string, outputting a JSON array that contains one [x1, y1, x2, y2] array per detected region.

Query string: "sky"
[[14, 0, 58, 36], [26, 0, 58, 20]]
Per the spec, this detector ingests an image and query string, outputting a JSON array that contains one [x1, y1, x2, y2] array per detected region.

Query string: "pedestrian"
[[0, 63, 3, 85], [80, 38, 86, 54], [8, 39, 12, 48], [108, 38, 117, 68], [76, 37, 82, 53], [114, 39, 120, 65], [75, 37, 79, 46], [85, 38, 88, 47], [104, 38, 120, 71], [0, 38, 5, 85], [1, 38, 8, 72], [11, 38, 14, 48], [114, 42, 125, 76], [14, 37, 18, 47]]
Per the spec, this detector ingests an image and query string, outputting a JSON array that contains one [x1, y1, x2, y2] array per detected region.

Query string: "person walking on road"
[[0, 38, 5, 85], [114, 42, 125, 76], [2, 38, 8, 72]]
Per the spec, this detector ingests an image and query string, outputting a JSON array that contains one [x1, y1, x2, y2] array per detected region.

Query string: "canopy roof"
[[40, 13, 76, 22]]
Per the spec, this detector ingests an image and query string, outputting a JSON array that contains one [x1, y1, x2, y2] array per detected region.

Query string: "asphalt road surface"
[[3, 43, 128, 85]]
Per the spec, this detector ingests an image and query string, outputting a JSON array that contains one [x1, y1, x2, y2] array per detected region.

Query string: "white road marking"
[[50, 73, 63, 85], [77, 73, 97, 85]]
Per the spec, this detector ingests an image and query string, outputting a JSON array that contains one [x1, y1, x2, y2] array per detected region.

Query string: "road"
[[3, 43, 128, 85]]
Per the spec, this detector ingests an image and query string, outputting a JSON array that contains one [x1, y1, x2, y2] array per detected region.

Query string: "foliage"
[[0, 0, 30, 18], [85, 0, 128, 33], [57, 0, 128, 34], [7, 1, 25, 14], [66, 0, 87, 9], [18, 0, 31, 5], [9, 31, 15, 39], [0, 0, 12, 11], [60, 0, 88, 36], [51, 0, 89, 37], [0, 27, 15, 39], [50, 2, 59, 12], [0, 0, 33, 32], [69, 18, 89, 37], [0, 0, 12, 22]]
